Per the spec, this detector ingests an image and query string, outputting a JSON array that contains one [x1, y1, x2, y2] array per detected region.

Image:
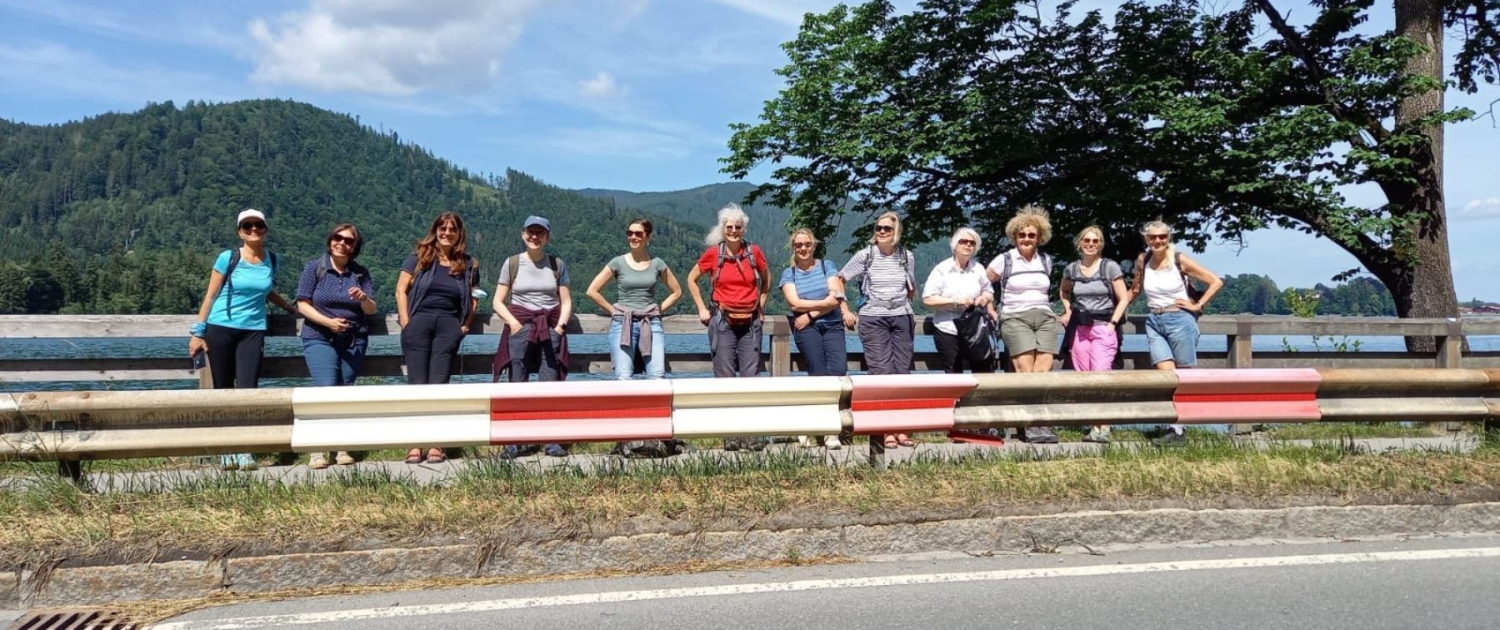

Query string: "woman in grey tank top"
[[1058, 226, 1130, 443], [583, 218, 684, 381]]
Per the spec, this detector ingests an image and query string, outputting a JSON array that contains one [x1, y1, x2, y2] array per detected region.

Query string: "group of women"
[[187, 203, 1222, 469]]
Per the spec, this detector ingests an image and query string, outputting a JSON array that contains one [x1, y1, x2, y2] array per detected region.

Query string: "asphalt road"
[[153, 534, 1500, 630]]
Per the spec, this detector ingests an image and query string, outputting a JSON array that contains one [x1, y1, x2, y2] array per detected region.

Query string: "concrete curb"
[[5, 501, 1499, 607]]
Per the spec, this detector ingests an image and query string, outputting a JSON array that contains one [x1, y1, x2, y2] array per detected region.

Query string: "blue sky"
[[1, 0, 1496, 298]]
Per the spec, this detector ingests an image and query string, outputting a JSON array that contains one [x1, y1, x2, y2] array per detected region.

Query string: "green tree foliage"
[[0, 100, 709, 315], [723, 0, 1499, 348]]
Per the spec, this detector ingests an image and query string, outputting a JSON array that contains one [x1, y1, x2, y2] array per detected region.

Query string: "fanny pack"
[[719, 304, 758, 326]]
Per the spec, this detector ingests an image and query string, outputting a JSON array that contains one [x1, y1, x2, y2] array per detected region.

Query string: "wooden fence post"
[[1227, 320, 1255, 435]]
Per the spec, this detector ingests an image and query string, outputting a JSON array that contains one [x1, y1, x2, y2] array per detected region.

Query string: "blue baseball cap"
[[523, 215, 551, 232]]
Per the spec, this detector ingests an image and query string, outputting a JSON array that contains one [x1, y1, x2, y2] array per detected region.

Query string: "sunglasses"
[[1146, 234, 1169, 241], [1015, 232, 1038, 239], [330, 234, 357, 246], [793, 242, 815, 249], [957, 238, 976, 246], [1081, 238, 1101, 244], [874, 225, 895, 234], [239, 221, 267, 232], [724, 224, 744, 232], [625, 229, 648, 238]]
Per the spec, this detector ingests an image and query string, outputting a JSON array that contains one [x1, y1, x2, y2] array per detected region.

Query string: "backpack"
[[711, 243, 763, 324], [221, 248, 279, 320], [854, 244, 913, 310], [993, 249, 1052, 307], [506, 253, 562, 286]]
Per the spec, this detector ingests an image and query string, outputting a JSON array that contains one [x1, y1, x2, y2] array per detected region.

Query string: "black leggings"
[[403, 312, 465, 384], [203, 324, 265, 389]]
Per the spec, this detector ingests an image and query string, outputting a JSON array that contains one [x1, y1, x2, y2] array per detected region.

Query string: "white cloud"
[[248, 0, 547, 96], [0, 0, 244, 52], [579, 71, 624, 100], [1459, 197, 1500, 220]]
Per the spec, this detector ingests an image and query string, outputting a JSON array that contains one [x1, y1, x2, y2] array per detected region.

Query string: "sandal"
[[404, 448, 423, 464], [882, 435, 899, 449], [896, 434, 915, 447], [426, 448, 447, 464]]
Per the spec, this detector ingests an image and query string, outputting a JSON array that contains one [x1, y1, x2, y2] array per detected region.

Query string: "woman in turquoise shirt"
[[187, 209, 295, 471]]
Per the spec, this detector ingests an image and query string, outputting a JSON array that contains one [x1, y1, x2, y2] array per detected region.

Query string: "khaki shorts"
[[999, 309, 1063, 356]]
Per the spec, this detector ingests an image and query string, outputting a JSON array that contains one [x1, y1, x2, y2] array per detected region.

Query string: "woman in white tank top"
[[1130, 220, 1223, 445]]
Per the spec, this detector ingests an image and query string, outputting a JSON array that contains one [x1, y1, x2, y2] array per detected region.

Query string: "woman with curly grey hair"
[[986, 206, 1063, 443]]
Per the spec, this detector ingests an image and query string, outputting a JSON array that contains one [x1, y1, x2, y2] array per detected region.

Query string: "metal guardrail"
[[1, 315, 1498, 384]]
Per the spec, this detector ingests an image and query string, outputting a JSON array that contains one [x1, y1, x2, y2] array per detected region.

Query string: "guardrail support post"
[[867, 436, 887, 471], [769, 318, 791, 378], [1227, 321, 1255, 435], [1435, 320, 1465, 432]]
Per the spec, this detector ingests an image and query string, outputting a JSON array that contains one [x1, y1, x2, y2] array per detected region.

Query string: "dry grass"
[[3, 439, 1498, 572]]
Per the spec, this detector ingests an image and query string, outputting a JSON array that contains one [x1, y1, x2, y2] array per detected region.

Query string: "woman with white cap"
[[187, 208, 296, 471]]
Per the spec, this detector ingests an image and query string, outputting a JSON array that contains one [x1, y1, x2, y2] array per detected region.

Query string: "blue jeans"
[[303, 336, 369, 386], [791, 316, 848, 376], [1145, 310, 1199, 367], [608, 317, 666, 380]]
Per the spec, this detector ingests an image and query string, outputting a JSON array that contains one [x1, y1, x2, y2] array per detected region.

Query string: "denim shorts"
[[1145, 310, 1199, 367]]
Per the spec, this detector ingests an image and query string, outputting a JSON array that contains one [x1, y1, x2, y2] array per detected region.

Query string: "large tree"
[[724, 0, 1498, 349]]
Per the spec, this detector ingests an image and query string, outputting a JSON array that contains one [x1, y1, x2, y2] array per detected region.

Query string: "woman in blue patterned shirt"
[[295, 222, 377, 469]]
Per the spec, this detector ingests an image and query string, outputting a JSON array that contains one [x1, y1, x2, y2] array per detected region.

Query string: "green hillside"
[[0, 100, 708, 315]]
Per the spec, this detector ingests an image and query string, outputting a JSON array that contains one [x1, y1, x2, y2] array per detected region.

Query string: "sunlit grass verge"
[[2, 438, 1497, 570]]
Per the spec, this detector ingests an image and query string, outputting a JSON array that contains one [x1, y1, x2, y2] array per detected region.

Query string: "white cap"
[[236, 208, 266, 226]]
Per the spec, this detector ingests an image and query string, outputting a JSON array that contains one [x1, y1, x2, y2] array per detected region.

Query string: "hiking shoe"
[[1083, 428, 1111, 444], [235, 453, 258, 471], [218, 454, 239, 471], [824, 435, 841, 450], [543, 444, 569, 458], [1153, 431, 1187, 447], [308, 453, 330, 470], [723, 439, 743, 452], [1023, 427, 1059, 444], [749, 437, 769, 452], [334, 451, 355, 466]]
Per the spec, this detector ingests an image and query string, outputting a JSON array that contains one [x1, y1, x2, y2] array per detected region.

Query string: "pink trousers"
[[1070, 322, 1118, 371]]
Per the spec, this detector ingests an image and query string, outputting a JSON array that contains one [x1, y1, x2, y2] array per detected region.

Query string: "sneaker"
[[1023, 427, 1059, 444], [308, 453, 329, 470], [334, 451, 355, 466], [1083, 428, 1111, 444], [723, 439, 743, 452], [235, 453, 258, 471], [543, 444, 569, 458], [1153, 431, 1187, 447], [218, 454, 239, 471], [749, 437, 769, 452], [824, 435, 841, 450]]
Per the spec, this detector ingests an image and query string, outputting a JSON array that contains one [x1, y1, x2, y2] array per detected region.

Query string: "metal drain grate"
[[4, 609, 138, 630]]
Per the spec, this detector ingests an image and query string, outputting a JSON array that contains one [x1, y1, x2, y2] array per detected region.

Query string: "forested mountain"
[[0, 100, 707, 315]]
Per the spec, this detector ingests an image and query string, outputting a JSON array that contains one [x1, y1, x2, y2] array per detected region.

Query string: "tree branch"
[[1249, 0, 1391, 146]]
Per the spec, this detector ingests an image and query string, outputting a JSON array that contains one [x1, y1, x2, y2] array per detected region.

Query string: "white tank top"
[[1143, 254, 1189, 309]]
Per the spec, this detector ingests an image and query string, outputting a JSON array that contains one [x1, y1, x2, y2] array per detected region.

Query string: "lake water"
[[2, 329, 1497, 392]]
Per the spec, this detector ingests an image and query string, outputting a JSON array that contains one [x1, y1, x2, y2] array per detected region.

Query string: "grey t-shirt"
[[499, 254, 571, 311], [838, 245, 915, 316], [1065, 259, 1124, 315], [607, 255, 667, 309]]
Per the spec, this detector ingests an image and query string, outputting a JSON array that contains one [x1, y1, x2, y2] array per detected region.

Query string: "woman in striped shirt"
[[780, 227, 852, 450], [838, 211, 918, 449]]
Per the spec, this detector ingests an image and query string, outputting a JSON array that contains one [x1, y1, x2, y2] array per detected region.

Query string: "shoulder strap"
[[223, 249, 241, 318], [548, 254, 561, 283], [506, 253, 522, 286]]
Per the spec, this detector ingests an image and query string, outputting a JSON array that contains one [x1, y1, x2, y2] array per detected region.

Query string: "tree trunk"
[[1392, 0, 1460, 353]]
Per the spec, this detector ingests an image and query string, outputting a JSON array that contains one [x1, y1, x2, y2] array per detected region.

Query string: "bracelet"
[[190, 321, 207, 338]]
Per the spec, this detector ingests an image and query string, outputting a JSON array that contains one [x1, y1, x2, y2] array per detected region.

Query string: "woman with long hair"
[[295, 222, 377, 469], [187, 208, 295, 471], [1058, 225, 1130, 444], [686, 204, 771, 452], [838, 211, 918, 450], [395, 211, 480, 464], [1130, 220, 1223, 446], [780, 227, 851, 450]]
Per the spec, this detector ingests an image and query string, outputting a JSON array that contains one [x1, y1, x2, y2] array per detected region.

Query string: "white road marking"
[[153, 546, 1500, 630]]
